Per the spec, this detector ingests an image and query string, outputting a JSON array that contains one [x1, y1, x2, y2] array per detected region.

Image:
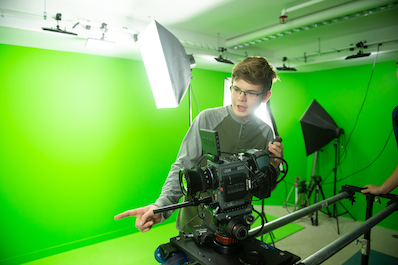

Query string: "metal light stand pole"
[[189, 84, 192, 126], [307, 151, 332, 226], [332, 138, 355, 234], [284, 176, 303, 210]]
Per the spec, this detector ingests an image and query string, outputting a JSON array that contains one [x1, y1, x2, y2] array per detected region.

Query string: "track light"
[[345, 51, 371, 60], [215, 55, 234, 64], [85, 23, 115, 50], [345, 41, 371, 60], [42, 13, 77, 36], [214, 47, 234, 64], [276, 57, 297, 71]]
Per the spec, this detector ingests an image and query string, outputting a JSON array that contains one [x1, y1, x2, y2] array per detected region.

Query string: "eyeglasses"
[[230, 86, 263, 99]]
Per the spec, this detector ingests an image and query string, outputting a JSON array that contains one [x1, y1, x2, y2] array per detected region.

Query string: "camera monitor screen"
[[199, 129, 221, 157]]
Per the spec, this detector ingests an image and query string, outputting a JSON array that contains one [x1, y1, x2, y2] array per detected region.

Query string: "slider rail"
[[299, 201, 398, 265], [248, 191, 351, 237]]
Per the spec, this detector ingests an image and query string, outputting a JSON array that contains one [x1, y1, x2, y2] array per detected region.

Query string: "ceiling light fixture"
[[232, 2, 398, 50], [85, 23, 115, 50], [215, 47, 234, 64], [276, 57, 297, 71], [345, 41, 371, 60], [280, 0, 325, 24], [214, 33, 234, 64], [42, 13, 77, 36]]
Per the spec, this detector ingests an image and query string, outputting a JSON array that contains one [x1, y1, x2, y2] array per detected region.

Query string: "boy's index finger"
[[114, 209, 140, 220]]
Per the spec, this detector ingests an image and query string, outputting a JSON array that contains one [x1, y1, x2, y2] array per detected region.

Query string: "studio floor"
[[22, 205, 398, 265]]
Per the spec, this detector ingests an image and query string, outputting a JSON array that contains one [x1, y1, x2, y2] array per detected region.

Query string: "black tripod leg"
[[338, 201, 356, 221], [334, 203, 340, 235], [314, 185, 319, 226], [264, 214, 275, 247], [260, 199, 275, 247]]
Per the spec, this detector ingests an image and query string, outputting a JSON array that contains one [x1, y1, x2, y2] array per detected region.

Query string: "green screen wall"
[[0, 43, 397, 264], [271, 62, 398, 233], [0, 43, 231, 264]]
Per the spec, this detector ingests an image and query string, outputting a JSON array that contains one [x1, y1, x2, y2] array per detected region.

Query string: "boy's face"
[[230, 79, 271, 122]]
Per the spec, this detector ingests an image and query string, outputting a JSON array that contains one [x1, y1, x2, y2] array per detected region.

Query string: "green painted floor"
[[22, 223, 178, 265]]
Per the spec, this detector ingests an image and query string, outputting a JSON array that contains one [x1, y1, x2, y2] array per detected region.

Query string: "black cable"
[[182, 214, 199, 233], [270, 156, 288, 183], [320, 169, 334, 185], [195, 154, 208, 167], [248, 207, 265, 240], [197, 204, 216, 233], [339, 44, 381, 165], [321, 129, 392, 185], [339, 129, 393, 182]]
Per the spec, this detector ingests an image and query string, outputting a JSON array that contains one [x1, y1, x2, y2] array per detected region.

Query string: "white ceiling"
[[1, 0, 398, 72]]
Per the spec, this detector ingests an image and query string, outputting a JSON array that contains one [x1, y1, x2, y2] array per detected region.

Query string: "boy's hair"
[[231, 56, 278, 92]]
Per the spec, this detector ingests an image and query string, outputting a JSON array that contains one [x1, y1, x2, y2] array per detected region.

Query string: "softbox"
[[137, 20, 195, 109], [300, 99, 342, 156]]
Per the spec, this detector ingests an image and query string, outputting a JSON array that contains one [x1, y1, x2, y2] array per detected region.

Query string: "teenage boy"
[[115, 56, 284, 233]]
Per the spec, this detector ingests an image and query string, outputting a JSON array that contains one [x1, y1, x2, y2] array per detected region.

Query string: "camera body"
[[179, 130, 277, 242]]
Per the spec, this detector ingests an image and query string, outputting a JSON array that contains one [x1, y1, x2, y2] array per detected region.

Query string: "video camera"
[[179, 130, 280, 245], [155, 129, 289, 260]]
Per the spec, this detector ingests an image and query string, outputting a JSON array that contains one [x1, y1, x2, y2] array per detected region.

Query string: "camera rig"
[[150, 130, 398, 264], [153, 129, 299, 265]]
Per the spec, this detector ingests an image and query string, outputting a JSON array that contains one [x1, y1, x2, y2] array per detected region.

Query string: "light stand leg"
[[284, 177, 300, 209], [260, 199, 275, 247], [309, 176, 331, 226], [307, 150, 331, 226], [334, 138, 339, 234], [297, 181, 309, 210]]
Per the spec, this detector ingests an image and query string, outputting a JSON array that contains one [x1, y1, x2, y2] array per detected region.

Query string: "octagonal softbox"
[[300, 99, 341, 156]]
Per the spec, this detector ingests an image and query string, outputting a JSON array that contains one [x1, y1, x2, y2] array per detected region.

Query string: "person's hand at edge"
[[268, 141, 284, 169], [114, 204, 161, 233], [361, 184, 383, 195]]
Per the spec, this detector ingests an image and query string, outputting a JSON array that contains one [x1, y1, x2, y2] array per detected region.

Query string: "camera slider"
[[159, 234, 300, 265]]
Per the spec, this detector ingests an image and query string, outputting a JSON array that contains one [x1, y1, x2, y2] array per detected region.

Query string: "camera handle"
[[153, 196, 212, 214]]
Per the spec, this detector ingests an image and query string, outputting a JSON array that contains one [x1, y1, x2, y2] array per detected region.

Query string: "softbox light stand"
[[300, 99, 354, 234], [306, 151, 332, 226]]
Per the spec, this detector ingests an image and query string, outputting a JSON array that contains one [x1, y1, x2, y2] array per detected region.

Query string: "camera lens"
[[179, 167, 214, 196], [180, 170, 190, 196]]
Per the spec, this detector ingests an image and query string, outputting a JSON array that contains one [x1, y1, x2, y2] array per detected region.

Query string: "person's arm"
[[153, 111, 207, 219], [361, 165, 398, 195], [114, 111, 210, 232]]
